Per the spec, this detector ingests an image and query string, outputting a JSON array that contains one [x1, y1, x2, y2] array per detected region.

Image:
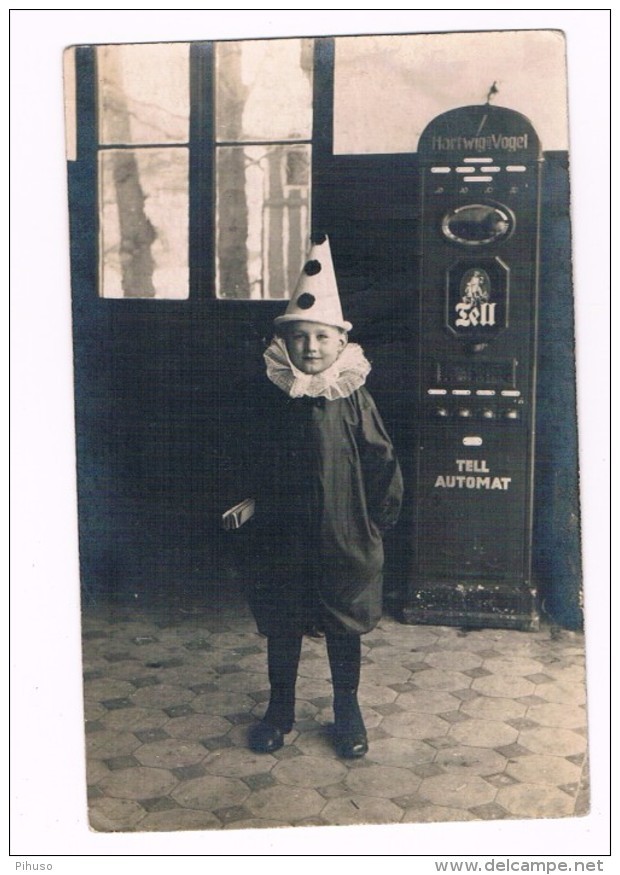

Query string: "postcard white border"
[[10, 8, 612, 862]]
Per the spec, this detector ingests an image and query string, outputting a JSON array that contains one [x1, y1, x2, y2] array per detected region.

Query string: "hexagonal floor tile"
[[524, 701, 587, 730], [424, 650, 483, 672], [191, 690, 256, 716], [321, 794, 404, 825], [133, 739, 206, 769], [393, 689, 461, 714], [272, 754, 348, 788], [130, 685, 195, 709], [244, 784, 326, 822], [171, 774, 249, 811], [365, 736, 436, 769], [380, 710, 449, 741], [483, 656, 547, 676], [98, 765, 178, 801], [472, 674, 535, 699], [401, 804, 478, 823], [496, 782, 577, 818], [449, 718, 518, 749], [139, 807, 222, 831], [89, 796, 146, 832], [345, 763, 421, 799], [409, 668, 473, 692], [517, 726, 587, 758], [203, 746, 279, 778], [505, 753, 583, 786], [461, 695, 526, 722], [418, 772, 497, 809], [433, 745, 507, 777]]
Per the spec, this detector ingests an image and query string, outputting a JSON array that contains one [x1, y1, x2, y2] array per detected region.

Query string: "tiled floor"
[[82, 589, 589, 833]]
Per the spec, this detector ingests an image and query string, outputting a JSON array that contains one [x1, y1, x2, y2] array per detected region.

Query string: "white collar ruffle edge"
[[263, 337, 371, 400]]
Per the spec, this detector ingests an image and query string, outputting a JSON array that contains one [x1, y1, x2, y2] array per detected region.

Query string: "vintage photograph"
[[9, 3, 618, 875], [60, 24, 590, 840]]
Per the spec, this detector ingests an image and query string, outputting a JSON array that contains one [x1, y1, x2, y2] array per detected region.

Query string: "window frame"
[[72, 38, 335, 305]]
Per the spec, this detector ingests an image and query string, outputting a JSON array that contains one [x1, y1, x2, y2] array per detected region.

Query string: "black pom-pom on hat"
[[311, 231, 327, 245], [304, 260, 322, 276], [296, 293, 315, 310]]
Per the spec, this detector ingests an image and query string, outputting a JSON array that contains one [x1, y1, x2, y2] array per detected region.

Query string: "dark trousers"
[[262, 632, 362, 731]]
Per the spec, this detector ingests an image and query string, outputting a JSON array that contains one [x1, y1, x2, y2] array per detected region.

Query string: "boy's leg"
[[248, 634, 302, 753], [325, 631, 368, 759], [264, 634, 303, 730]]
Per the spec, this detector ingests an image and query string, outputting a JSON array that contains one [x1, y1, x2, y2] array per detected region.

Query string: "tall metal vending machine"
[[404, 104, 543, 631]]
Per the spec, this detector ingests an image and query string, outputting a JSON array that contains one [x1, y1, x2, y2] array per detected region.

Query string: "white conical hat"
[[274, 233, 352, 331]]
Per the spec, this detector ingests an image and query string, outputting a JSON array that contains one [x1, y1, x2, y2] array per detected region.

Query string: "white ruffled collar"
[[264, 336, 371, 400]]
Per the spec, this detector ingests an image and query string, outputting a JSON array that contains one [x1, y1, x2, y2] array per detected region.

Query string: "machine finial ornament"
[[486, 81, 499, 104]]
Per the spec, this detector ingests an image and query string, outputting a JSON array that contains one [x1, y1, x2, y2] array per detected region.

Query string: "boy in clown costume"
[[245, 234, 403, 759]]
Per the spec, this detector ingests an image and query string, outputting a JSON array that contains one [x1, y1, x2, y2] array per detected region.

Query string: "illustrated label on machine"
[[455, 267, 496, 327], [434, 458, 512, 491], [446, 258, 508, 339]]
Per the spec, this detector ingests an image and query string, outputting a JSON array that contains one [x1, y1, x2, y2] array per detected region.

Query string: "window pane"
[[98, 43, 189, 145], [216, 144, 310, 300], [99, 148, 189, 299], [215, 39, 313, 142]]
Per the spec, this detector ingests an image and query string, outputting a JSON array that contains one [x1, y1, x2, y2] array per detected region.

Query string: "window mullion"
[[189, 41, 216, 301]]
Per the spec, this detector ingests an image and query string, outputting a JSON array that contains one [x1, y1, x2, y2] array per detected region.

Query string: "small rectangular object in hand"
[[221, 498, 256, 530]]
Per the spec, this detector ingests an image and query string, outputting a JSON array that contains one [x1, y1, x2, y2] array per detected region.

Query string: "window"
[[214, 39, 313, 300], [93, 38, 313, 301], [96, 43, 190, 299]]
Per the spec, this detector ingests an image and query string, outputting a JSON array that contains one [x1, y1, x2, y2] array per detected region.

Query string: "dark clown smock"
[[246, 381, 403, 637]]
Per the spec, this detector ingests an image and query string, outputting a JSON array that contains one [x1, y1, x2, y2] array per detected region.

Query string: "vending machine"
[[404, 104, 543, 630]]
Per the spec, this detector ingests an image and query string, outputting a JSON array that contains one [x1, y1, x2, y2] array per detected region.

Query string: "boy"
[[245, 234, 403, 759]]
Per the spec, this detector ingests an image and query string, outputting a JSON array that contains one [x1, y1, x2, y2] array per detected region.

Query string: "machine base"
[[402, 577, 539, 632]]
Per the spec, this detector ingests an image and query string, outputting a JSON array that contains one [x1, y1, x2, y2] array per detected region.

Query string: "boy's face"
[[284, 321, 347, 375]]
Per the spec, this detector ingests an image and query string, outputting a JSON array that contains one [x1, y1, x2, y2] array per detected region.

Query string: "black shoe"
[[248, 721, 286, 754], [332, 688, 368, 759], [333, 725, 368, 759]]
